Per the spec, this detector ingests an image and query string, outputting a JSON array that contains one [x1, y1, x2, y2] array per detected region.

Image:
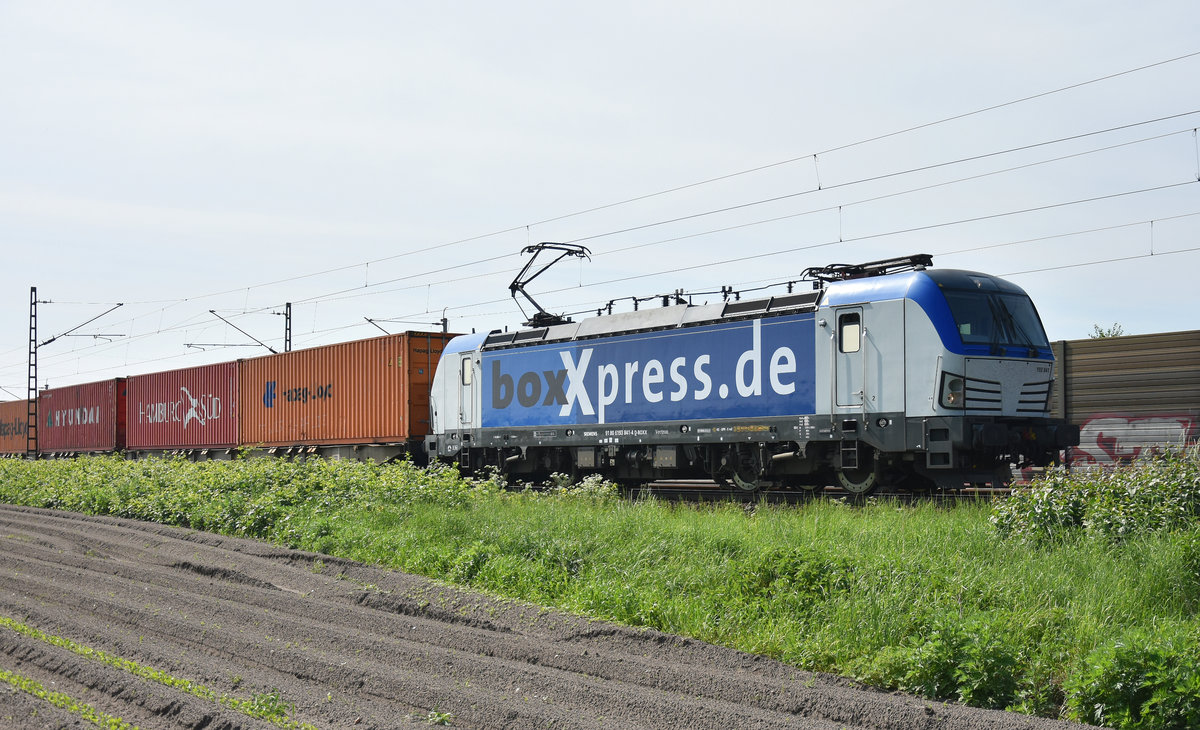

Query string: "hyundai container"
[[38, 379, 126, 454]]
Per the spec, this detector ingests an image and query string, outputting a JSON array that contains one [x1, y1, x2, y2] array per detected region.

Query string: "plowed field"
[[0, 505, 1093, 729]]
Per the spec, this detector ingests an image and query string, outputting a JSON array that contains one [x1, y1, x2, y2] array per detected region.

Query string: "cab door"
[[835, 307, 864, 408], [459, 355, 474, 428]]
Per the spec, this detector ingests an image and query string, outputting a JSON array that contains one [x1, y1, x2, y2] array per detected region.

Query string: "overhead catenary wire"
[[46, 234, 1200, 384], [160, 122, 1200, 315], [25, 54, 1200, 317], [521, 50, 1200, 227], [12, 150, 1199, 387], [7, 103, 1192, 364], [10, 173, 1199, 381], [562, 116, 1200, 246], [261, 199, 1200, 346], [9, 51, 1200, 385]]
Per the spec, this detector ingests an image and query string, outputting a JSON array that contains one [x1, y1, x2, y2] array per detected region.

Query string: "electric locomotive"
[[425, 253, 1079, 493]]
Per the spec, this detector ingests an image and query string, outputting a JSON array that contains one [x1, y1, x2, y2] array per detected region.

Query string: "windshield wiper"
[[998, 296, 1036, 352], [985, 297, 1008, 355], [996, 297, 1040, 356]]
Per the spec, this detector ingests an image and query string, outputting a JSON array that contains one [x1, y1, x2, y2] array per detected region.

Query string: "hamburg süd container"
[[126, 362, 238, 452], [0, 399, 30, 455], [38, 378, 127, 453], [238, 332, 455, 450]]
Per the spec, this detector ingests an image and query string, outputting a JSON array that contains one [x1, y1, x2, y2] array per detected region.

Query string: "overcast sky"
[[3, 1, 1199, 393]]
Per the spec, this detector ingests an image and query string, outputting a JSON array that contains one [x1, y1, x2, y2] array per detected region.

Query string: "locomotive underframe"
[[427, 411, 1076, 491]]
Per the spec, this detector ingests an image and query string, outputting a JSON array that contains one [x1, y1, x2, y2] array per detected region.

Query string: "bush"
[[993, 446, 1200, 543], [8, 454, 1200, 727], [0, 455, 483, 539], [853, 619, 1018, 709], [1066, 626, 1200, 729]]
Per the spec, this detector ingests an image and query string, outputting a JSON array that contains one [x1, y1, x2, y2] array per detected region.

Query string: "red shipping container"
[[239, 332, 453, 447], [38, 379, 126, 453], [0, 400, 30, 455], [126, 362, 238, 451]]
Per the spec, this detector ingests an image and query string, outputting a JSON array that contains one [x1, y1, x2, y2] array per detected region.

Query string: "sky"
[[2, 0, 1199, 394]]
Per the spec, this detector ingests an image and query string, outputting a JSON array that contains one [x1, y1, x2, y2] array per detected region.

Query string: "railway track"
[[627, 479, 1013, 504]]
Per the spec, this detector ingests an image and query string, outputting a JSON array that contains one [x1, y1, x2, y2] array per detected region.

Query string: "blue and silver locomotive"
[[426, 254, 1079, 493]]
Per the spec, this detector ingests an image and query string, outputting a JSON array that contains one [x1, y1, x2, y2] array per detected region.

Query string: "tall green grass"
[[2, 452, 1200, 727]]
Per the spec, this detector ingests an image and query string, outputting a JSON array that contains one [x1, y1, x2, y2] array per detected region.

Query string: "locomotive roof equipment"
[[509, 242, 591, 328], [801, 253, 933, 285]]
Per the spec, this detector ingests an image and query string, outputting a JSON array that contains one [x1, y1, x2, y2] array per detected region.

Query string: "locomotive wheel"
[[730, 446, 764, 492], [836, 449, 881, 497], [836, 466, 878, 495], [731, 469, 762, 492], [713, 446, 764, 492]]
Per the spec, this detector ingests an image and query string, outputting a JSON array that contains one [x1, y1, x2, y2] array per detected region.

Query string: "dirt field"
[[0, 504, 1094, 729]]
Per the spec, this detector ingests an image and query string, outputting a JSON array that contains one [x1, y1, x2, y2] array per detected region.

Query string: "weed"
[[0, 667, 137, 729], [0, 614, 315, 730], [246, 690, 295, 722], [426, 708, 454, 725], [1065, 625, 1200, 729]]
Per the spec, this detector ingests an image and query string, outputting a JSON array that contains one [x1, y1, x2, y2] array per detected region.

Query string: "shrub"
[[993, 446, 1200, 543], [1066, 626, 1200, 730], [860, 619, 1018, 709]]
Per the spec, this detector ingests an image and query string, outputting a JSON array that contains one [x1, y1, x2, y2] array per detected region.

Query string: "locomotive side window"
[[461, 356, 472, 386], [838, 313, 862, 353]]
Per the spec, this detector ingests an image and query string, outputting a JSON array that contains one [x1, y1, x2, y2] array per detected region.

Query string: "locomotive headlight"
[[940, 373, 966, 409]]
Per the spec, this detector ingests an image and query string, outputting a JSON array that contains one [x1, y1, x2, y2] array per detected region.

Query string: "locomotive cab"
[[815, 265, 1078, 489]]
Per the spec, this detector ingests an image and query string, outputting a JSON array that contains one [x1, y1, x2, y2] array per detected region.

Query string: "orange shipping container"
[[0, 400, 30, 455], [238, 332, 455, 447]]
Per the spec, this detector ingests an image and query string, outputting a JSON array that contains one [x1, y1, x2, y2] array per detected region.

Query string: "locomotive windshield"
[[942, 288, 1049, 350]]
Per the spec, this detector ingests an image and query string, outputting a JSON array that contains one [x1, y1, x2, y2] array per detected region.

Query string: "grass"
[[3, 452, 1200, 727]]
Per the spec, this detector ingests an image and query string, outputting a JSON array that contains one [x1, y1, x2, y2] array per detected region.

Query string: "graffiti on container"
[[1070, 414, 1199, 466], [263, 381, 333, 408], [137, 387, 222, 429], [0, 417, 27, 437]]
